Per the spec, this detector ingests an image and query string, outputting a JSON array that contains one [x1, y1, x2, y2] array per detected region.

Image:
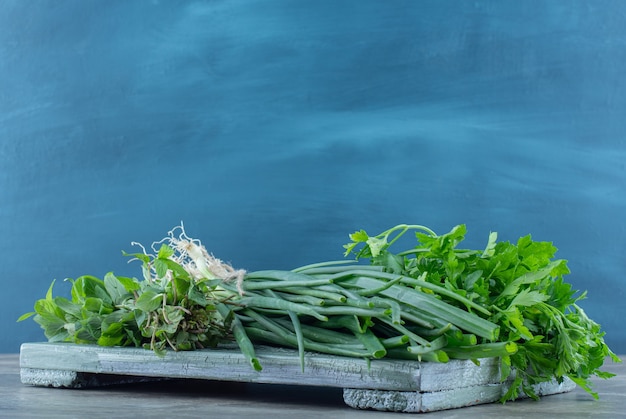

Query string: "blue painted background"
[[1, 1, 625, 354]]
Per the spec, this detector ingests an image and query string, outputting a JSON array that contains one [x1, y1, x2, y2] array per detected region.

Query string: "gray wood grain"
[[19, 342, 575, 412]]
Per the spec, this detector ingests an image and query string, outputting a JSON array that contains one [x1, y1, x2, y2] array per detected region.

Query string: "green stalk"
[[369, 297, 402, 325], [341, 298, 375, 310], [409, 322, 454, 337], [368, 224, 437, 250], [316, 284, 363, 302], [381, 335, 410, 349], [377, 316, 431, 346], [238, 296, 328, 322], [296, 265, 383, 275], [331, 269, 491, 316], [398, 309, 436, 329], [262, 289, 306, 370], [273, 318, 360, 345], [315, 306, 390, 319], [216, 303, 261, 371], [319, 315, 372, 334], [386, 347, 449, 363], [339, 276, 499, 340], [443, 342, 518, 360], [244, 278, 333, 290], [407, 335, 448, 354], [288, 311, 305, 371], [420, 350, 450, 363], [246, 270, 329, 282], [244, 326, 292, 347], [446, 333, 478, 347], [395, 248, 432, 257], [353, 328, 387, 359], [401, 308, 464, 339], [291, 260, 358, 273], [244, 325, 363, 352], [243, 310, 371, 358], [356, 275, 403, 297], [268, 290, 325, 306], [277, 286, 347, 303]]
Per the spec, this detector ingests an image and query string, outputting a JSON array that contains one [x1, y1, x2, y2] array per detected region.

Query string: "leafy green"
[[20, 246, 233, 354], [19, 222, 620, 403], [343, 224, 621, 401]]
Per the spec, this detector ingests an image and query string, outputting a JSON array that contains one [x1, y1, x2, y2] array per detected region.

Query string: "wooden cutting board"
[[19, 342, 574, 413]]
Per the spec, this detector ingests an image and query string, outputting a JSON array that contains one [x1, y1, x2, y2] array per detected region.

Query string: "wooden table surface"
[[1, 354, 624, 418]]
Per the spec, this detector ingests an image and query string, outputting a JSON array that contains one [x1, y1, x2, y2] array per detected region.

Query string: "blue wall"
[[1, 1, 625, 353]]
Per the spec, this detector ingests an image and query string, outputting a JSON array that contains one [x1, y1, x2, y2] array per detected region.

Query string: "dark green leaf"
[[508, 289, 549, 309], [174, 276, 191, 298], [104, 272, 130, 305], [82, 297, 105, 314], [188, 284, 209, 306], [497, 261, 562, 301], [97, 334, 124, 346], [164, 259, 190, 279], [53, 297, 82, 319], [135, 290, 163, 312], [372, 250, 404, 274], [154, 259, 169, 279], [116, 275, 141, 292], [71, 275, 105, 302]]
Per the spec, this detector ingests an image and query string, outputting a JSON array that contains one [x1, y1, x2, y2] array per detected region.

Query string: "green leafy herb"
[[20, 223, 620, 402], [343, 224, 621, 401]]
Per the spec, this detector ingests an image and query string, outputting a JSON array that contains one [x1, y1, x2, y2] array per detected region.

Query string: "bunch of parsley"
[[344, 224, 620, 401]]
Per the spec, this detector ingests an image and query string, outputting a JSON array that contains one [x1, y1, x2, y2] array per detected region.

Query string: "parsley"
[[344, 224, 621, 401]]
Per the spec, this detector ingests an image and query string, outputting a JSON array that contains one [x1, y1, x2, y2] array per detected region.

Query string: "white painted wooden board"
[[19, 342, 575, 413]]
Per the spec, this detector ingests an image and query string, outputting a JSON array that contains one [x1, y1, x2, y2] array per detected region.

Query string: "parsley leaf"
[[345, 223, 621, 401]]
